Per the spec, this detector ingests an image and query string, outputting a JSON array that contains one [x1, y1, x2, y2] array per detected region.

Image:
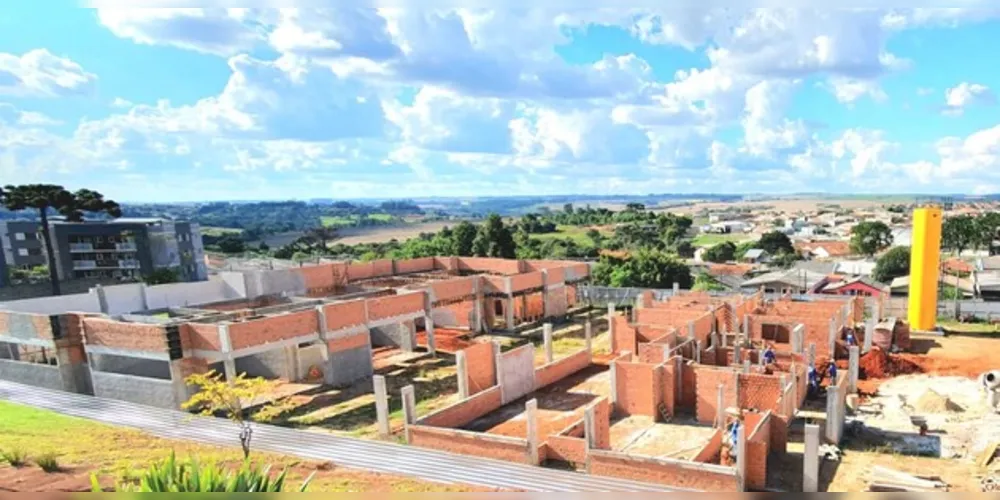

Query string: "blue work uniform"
[[828, 363, 838, 380], [846, 333, 857, 346], [763, 348, 777, 364]]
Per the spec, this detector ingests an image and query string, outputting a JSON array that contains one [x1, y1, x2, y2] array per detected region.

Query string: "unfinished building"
[[401, 290, 860, 492], [0, 257, 590, 409]]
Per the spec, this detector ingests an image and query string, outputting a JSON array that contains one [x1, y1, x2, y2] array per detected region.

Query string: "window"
[[14, 232, 25, 241], [17, 248, 28, 257]]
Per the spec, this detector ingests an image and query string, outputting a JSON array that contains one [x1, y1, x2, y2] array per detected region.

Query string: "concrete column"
[[743, 360, 751, 373], [803, 424, 820, 492], [425, 316, 436, 357], [673, 282, 680, 295], [282, 345, 299, 381], [607, 303, 617, 353], [401, 385, 416, 443], [808, 343, 816, 368], [876, 295, 885, 321], [743, 315, 749, 335], [848, 346, 860, 394], [826, 385, 841, 443], [526, 399, 540, 465], [584, 403, 597, 450], [792, 324, 805, 353], [695, 340, 702, 364], [828, 318, 837, 358], [734, 342, 742, 364], [711, 332, 720, 349], [472, 278, 485, 333], [540, 270, 549, 320], [505, 296, 516, 329], [373, 375, 390, 438], [609, 361, 618, 406], [168, 360, 192, 409], [842, 303, 850, 328], [584, 320, 593, 353], [456, 350, 469, 399], [736, 421, 747, 492], [138, 284, 149, 311], [864, 318, 875, 354], [219, 323, 237, 382], [716, 383, 726, 429], [543, 323, 554, 363], [687, 321, 696, 340], [93, 285, 109, 314]]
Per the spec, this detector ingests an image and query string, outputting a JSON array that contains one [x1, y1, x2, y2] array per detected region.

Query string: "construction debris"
[[914, 389, 964, 414], [977, 442, 1000, 468], [866, 466, 949, 492]]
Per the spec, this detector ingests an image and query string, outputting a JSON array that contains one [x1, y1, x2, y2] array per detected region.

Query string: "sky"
[[2, 4, 1000, 202]]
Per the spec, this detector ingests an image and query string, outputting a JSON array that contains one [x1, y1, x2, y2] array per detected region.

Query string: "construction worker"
[[722, 418, 741, 465], [763, 344, 777, 365], [807, 365, 820, 399], [828, 361, 838, 382], [845, 329, 858, 347]]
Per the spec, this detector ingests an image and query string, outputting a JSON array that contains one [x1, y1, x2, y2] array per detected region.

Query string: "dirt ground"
[[856, 334, 1000, 394], [331, 222, 462, 245]]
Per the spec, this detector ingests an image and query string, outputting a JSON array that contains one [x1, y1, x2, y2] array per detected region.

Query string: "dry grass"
[[0, 402, 489, 492]]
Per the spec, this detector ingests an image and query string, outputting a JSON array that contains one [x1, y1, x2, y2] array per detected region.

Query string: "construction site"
[[3, 208, 1000, 491]]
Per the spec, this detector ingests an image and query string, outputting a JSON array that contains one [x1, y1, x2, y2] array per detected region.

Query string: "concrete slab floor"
[[610, 415, 717, 460], [462, 364, 611, 439]]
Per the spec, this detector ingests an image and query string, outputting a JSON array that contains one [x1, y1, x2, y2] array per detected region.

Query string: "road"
[[0, 381, 679, 492]]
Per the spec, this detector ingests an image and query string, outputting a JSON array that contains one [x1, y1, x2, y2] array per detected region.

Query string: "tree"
[[734, 240, 758, 260], [757, 231, 795, 256], [144, 268, 179, 285], [943, 215, 977, 256], [873, 246, 910, 284], [0, 185, 121, 296], [703, 241, 737, 263], [976, 212, 1000, 251], [673, 239, 695, 259], [308, 226, 337, 249], [216, 234, 246, 254], [692, 273, 726, 292], [586, 228, 604, 246], [452, 221, 477, 256], [591, 249, 692, 289], [625, 202, 646, 211], [471, 214, 516, 258], [182, 371, 282, 459], [563, 203, 574, 214], [850, 221, 893, 257]]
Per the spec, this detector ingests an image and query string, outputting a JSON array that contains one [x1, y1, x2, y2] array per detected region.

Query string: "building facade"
[[0, 218, 207, 286]]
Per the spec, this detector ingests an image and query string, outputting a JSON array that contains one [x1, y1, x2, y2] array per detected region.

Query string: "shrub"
[[1, 448, 28, 467], [93, 452, 312, 492], [35, 452, 61, 473]]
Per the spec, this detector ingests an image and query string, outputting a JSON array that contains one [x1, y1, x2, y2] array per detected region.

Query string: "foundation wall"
[[535, 350, 590, 390], [326, 343, 373, 387], [464, 342, 497, 395], [588, 449, 740, 491], [408, 425, 531, 464], [0, 359, 65, 391], [91, 371, 178, 409], [419, 386, 503, 428]]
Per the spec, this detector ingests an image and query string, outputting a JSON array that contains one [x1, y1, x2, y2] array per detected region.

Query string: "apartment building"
[[0, 218, 207, 286]]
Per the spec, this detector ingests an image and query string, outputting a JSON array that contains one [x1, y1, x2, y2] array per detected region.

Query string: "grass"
[[937, 319, 999, 334], [35, 452, 61, 473], [0, 402, 487, 492], [365, 213, 394, 222], [320, 216, 355, 227], [1, 447, 28, 467], [200, 227, 244, 237], [692, 232, 751, 248], [530, 225, 609, 245]]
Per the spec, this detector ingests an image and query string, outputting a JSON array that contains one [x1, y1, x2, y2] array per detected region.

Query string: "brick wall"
[[770, 413, 788, 454], [691, 311, 716, 343], [744, 411, 772, 491], [418, 385, 503, 428], [611, 316, 637, 354], [693, 429, 724, 463], [324, 300, 367, 331], [510, 271, 544, 293], [546, 434, 587, 464], [535, 349, 590, 390], [464, 342, 496, 395], [183, 323, 221, 351], [680, 361, 697, 411], [588, 450, 739, 491], [327, 331, 369, 353], [545, 286, 568, 317], [82, 318, 167, 352], [702, 347, 718, 366], [738, 373, 783, 413], [227, 310, 320, 350], [371, 259, 393, 277], [396, 257, 435, 275], [346, 262, 375, 281], [592, 397, 611, 450], [695, 367, 738, 424], [433, 300, 475, 328], [408, 425, 530, 464], [614, 361, 662, 418], [458, 257, 521, 275], [638, 343, 668, 364], [660, 359, 676, 416], [431, 277, 476, 302], [367, 292, 425, 321], [296, 263, 339, 290]]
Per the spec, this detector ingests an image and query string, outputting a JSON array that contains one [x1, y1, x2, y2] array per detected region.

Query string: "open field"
[[667, 197, 911, 216], [321, 213, 397, 228], [530, 225, 610, 245], [0, 401, 490, 492], [692, 232, 752, 247], [199, 226, 244, 237], [331, 221, 472, 246]]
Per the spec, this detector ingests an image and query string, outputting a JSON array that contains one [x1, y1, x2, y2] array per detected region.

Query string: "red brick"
[[419, 386, 502, 428], [227, 310, 320, 350], [409, 425, 530, 463], [535, 350, 590, 390], [83, 318, 167, 352], [589, 451, 739, 491], [464, 342, 496, 395], [327, 332, 369, 353]]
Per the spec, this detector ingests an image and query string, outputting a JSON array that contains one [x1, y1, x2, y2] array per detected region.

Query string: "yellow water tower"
[[908, 206, 942, 331]]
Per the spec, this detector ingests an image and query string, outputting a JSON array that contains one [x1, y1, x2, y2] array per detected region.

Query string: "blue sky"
[[1, 6, 1000, 202]]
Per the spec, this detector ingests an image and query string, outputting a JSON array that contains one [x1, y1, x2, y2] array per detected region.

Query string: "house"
[[795, 240, 853, 260], [833, 260, 877, 276], [742, 249, 770, 264], [891, 228, 913, 247], [703, 221, 749, 234], [815, 276, 887, 297], [889, 274, 975, 298], [740, 268, 828, 294], [942, 258, 973, 276]]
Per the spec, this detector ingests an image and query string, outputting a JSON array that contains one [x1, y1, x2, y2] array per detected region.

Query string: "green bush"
[[93, 452, 312, 492], [1, 448, 28, 467], [35, 452, 61, 473]]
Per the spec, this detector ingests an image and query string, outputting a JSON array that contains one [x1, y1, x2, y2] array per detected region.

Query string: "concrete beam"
[[828, 318, 837, 357], [456, 350, 469, 399], [401, 384, 416, 443], [848, 346, 860, 394], [373, 375, 390, 438], [526, 398, 539, 465], [803, 423, 820, 492], [543, 323, 554, 363]]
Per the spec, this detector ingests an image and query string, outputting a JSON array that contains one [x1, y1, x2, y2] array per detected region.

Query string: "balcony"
[[73, 260, 97, 270], [69, 243, 94, 252], [115, 242, 137, 251], [119, 260, 140, 269]]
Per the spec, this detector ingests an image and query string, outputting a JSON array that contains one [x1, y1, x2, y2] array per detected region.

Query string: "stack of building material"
[[866, 466, 949, 492]]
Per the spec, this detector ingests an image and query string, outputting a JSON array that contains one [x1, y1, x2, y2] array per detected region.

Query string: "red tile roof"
[[795, 240, 853, 257]]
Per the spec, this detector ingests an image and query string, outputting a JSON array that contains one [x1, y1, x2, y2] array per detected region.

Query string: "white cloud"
[[97, 9, 263, 56], [944, 82, 996, 115], [0, 49, 96, 97]]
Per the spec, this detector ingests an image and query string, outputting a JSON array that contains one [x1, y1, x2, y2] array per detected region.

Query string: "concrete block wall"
[[0, 358, 64, 390], [325, 331, 373, 387], [498, 344, 535, 404], [91, 370, 179, 409]]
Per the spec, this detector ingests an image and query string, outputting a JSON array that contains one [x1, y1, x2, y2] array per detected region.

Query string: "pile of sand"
[[913, 388, 964, 414]]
